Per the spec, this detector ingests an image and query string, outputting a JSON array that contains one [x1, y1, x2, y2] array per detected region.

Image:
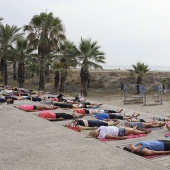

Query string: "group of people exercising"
[[8, 87, 170, 157]]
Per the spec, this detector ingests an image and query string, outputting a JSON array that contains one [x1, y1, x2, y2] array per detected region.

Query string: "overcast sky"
[[1, 0, 170, 67]]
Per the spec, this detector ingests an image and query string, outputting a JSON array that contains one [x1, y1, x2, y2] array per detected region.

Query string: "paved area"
[[0, 99, 170, 170]]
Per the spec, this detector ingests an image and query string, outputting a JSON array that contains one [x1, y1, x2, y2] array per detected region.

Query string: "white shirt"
[[97, 126, 119, 139]]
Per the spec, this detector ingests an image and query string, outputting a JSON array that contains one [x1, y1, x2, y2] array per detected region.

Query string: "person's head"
[[6, 98, 14, 104], [123, 144, 135, 152], [57, 94, 64, 99], [139, 119, 146, 123], [123, 144, 139, 154], [88, 130, 99, 138]]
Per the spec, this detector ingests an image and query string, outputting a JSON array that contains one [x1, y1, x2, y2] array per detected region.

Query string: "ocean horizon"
[[101, 65, 170, 71]]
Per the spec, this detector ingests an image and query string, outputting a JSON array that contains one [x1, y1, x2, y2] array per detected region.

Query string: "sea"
[[101, 65, 170, 72]]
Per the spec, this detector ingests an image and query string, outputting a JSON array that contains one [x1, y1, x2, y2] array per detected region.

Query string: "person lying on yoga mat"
[[88, 126, 151, 139], [123, 121, 166, 130], [37, 111, 85, 120], [123, 140, 170, 156], [91, 112, 139, 121], [72, 108, 123, 115], [65, 119, 120, 130], [14, 105, 58, 112], [53, 101, 102, 109]]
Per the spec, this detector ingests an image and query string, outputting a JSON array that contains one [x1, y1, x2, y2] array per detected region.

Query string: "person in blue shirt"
[[123, 140, 170, 156]]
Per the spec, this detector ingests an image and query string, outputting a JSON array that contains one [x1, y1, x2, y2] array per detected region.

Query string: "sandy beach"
[[85, 92, 170, 117]]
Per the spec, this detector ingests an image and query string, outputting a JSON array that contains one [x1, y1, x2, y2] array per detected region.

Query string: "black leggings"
[[158, 140, 170, 151], [55, 113, 73, 119], [76, 120, 108, 127], [54, 103, 73, 108]]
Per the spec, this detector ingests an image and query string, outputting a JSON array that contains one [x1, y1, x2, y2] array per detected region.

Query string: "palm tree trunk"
[[3, 57, 8, 85], [18, 62, 25, 88], [54, 70, 60, 93], [13, 61, 17, 80], [39, 55, 45, 91], [87, 77, 90, 88], [0, 59, 4, 73], [136, 76, 142, 94], [60, 78, 65, 92], [81, 79, 88, 96], [80, 68, 89, 96], [45, 64, 50, 82], [60, 71, 67, 92]]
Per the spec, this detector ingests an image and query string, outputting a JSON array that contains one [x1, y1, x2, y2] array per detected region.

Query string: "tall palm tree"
[[52, 62, 62, 93], [128, 62, 150, 94], [56, 40, 78, 92], [7, 47, 19, 80], [77, 38, 105, 96], [24, 12, 65, 91], [15, 38, 32, 87], [0, 24, 22, 85]]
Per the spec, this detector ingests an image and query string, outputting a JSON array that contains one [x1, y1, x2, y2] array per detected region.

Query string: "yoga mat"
[[66, 126, 81, 132], [144, 154, 170, 159], [99, 133, 146, 142], [164, 132, 170, 138]]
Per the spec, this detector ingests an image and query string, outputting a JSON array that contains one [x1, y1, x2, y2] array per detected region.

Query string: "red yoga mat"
[[99, 133, 146, 142]]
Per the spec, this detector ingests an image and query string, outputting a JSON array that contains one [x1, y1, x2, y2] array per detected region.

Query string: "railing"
[[123, 84, 163, 105], [123, 84, 145, 104]]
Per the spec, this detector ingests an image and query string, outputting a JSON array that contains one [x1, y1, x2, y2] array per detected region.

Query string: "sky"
[[1, 0, 170, 67]]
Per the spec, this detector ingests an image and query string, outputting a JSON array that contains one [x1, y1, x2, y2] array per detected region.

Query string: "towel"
[[164, 132, 170, 138], [99, 133, 146, 142], [144, 154, 170, 159], [67, 125, 81, 132]]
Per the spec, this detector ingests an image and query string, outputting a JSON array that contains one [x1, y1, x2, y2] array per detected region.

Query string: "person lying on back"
[[14, 105, 58, 112], [123, 140, 170, 156], [65, 119, 119, 130], [88, 126, 151, 139], [37, 111, 85, 120]]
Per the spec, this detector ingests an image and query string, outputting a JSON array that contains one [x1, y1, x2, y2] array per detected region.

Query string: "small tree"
[[128, 62, 150, 94]]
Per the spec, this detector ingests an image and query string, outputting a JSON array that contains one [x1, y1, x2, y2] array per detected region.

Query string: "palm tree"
[[0, 17, 3, 24], [77, 38, 105, 96], [128, 62, 150, 94], [56, 40, 78, 92], [52, 62, 62, 93], [15, 38, 33, 87], [0, 24, 22, 85], [24, 12, 65, 91], [7, 47, 18, 80]]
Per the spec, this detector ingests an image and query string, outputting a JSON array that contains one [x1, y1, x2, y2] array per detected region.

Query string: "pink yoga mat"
[[144, 154, 170, 159], [99, 134, 146, 142], [164, 132, 170, 138]]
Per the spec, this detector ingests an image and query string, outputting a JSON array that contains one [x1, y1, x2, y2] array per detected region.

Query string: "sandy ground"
[[85, 93, 170, 117]]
